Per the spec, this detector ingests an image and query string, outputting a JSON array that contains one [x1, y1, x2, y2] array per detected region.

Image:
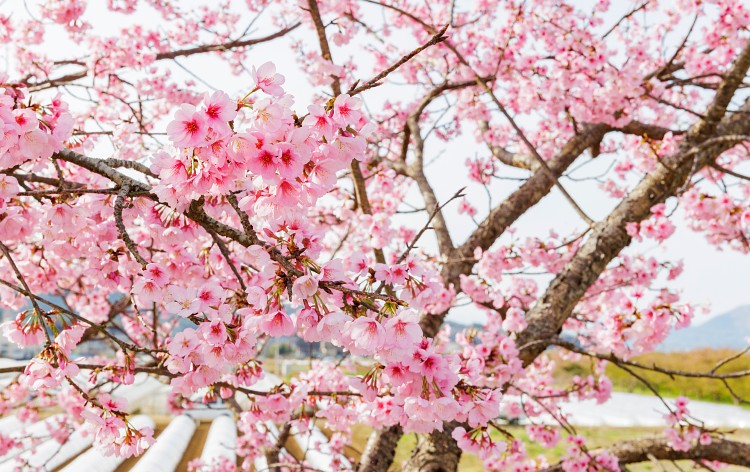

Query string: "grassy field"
[[553, 348, 750, 405]]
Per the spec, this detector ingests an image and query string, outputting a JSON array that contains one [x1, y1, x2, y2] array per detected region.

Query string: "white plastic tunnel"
[[0, 414, 65, 465], [129, 414, 196, 472], [59, 414, 155, 472], [0, 424, 93, 472], [200, 415, 236, 466]]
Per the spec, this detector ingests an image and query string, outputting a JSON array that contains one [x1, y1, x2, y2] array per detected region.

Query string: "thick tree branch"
[[554, 338, 750, 380], [516, 40, 750, 366], [406, 118, 456, 258], [480, 121, 539, 171], [358, 425, 403, 472], [402, 422, 463, 472], [541, 437, 750, 471], [154, 22, 300, 60], [114, 183, 148, 267]]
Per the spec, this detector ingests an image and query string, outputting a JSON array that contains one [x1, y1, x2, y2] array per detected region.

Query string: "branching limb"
[[553, 338, 750, 381], [265, 422, 292, 472], [114, 184, 148, 267], [25, 24, 302, 91], [103, 158, 158, 178], [349, 24, 449, 96], [540, 437, 750, 471]]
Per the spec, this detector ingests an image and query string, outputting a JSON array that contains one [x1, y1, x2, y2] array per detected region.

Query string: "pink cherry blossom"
[[165, 286, 200, 317], [0, 2, 746, 469], [251, 62, 285, 96], [261, 311, 295, 337], [166, 104, 208, 148], [332, 94, 363, 126], [292, 275, 319, 300], [201, 90, 236, 133], [348, 316, 386, 353]]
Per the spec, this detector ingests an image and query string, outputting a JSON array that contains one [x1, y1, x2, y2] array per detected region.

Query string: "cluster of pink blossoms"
[[153, 62, 368, 214], [0, 86, 72, 174], [559, 435, 619, 472], [663, 397, 713, 452], [1, 0, 750, 470]]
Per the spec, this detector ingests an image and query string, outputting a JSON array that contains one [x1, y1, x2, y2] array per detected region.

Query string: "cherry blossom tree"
[[1, 0, 750, 471]]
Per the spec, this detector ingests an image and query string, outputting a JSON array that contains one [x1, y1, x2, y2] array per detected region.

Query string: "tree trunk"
[[357, 425, 403, 472], [401, 422, 462, 472]]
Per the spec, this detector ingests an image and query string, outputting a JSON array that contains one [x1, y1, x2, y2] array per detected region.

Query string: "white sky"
[[2, 1, 747, 326]]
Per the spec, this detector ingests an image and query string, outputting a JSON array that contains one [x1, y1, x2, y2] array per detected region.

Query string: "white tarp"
[[506, 392, 750, 427], [0, 414, 65, 465], [292, 423, 350, 471], [59, 414, 155, 472], [0, 425, 93, 472], [129, 414, 196, 472], [0, 416, 22, 436], [200, 415, 236, 465]]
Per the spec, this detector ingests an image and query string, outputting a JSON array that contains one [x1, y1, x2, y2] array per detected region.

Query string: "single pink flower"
[[348, 316, 386, 353], [262, 311, 295, 337], [166, 104, 208, 148], [302, 105, 335, 139], [251, 62, 285, 96], [293, 275, 319, 300], [13, 108, 38, 133], [201, 90, 236, 133], [332, 94, 363, 126]]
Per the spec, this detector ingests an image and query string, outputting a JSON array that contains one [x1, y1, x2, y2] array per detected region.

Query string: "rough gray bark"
[[358, 425, 403, 472], [401, 422, 463, 472], [541, 437, 750, 471]]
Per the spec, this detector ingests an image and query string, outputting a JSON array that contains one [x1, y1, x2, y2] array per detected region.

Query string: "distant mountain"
[[658, 305, 750, 352]]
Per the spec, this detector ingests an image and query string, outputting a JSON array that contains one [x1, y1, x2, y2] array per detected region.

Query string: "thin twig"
[[349, 24, 449, 96], [206, 227, 248, 292]]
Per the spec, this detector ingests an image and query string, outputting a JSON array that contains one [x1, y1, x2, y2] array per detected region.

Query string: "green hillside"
[[554, 348, 750, 405]]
